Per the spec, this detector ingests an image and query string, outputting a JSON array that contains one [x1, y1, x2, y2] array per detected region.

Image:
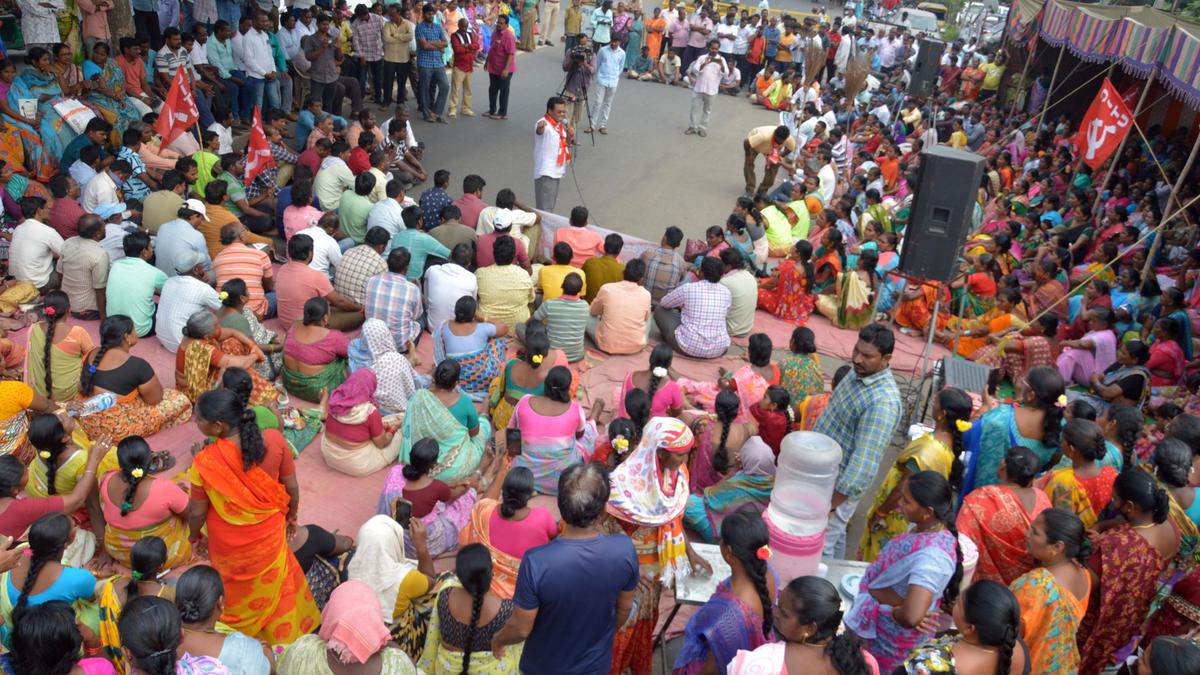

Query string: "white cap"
[[183, 198, 209, 221]]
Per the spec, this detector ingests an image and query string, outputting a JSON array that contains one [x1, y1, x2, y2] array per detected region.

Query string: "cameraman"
[[561, 35, 594, 133]]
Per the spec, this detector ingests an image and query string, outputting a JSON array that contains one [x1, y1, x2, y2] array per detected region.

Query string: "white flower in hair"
[[652, 367, 668, 378]]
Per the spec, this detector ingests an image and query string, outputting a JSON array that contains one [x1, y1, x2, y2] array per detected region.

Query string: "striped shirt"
[[813, 368, 903, 500], [364, 271, 423, 348], [532, 296, 590, 362], [213, 242, 274, 319]]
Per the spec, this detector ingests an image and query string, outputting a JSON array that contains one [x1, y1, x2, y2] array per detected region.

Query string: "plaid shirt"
[[414, 21, 446, 68], [364, 270, 423, 348], [813, 368, 903, 500], [659, 281, 731, 358], [352, 13, 387, 62], [335, 244, 387, 305], [640, 246, 686, 304]]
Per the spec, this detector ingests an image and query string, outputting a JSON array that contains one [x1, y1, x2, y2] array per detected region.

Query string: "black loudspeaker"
[[907, 38, 945, 98], [897, 146, 986, 283]]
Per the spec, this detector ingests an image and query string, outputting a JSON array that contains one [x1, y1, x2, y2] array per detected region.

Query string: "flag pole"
[[1090, 67, 1158, 219]]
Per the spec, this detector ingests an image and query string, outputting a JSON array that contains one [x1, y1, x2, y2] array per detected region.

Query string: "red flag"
[[244, 106, 275, 185], [1073, 78, 1133, 171], [154, 65, 199, 146]]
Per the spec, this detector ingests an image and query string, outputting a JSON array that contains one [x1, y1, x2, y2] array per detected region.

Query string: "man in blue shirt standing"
[[763, 15, 780, 63], [414, 3, 449, 123], [588, 39, 624, 135], [491, 462, 639, 675]]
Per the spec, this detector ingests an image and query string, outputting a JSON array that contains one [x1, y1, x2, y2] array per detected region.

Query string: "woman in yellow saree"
[[99, 436, 191, 569], [815, 248, 878, 330], [24, 291, 94, 402], [188, 389, 320, 645], [936, 288, 1027, 358], [96, 536, 176, 674], [26, 411, 119, 533], [177, 311, 275, 406], [1035, 419, 1116, 530], [858, 387, 970, 562]]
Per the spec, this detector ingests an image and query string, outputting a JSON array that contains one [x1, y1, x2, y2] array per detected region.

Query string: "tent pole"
[[1142, 130, 1200, 280], [1007, 37, 1037, 119], [1038, 44, 1066, 129]]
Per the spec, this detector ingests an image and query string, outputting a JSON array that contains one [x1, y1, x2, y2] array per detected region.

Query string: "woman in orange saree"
[[936, 288, 1026, 357], [893, 280, 948, 337], [188, 388, 320, 646], [956, 446, 1051, 586]]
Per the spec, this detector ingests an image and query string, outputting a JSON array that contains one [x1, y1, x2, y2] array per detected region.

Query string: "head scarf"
[[738, 436, 777, 477], [607, 417, 694, 587], [328, 369, 378, 419], [362, 319, 399, 364], [318, 580, 392, 665], [373, 353, 418, 413], [346, 515, 418, 623]]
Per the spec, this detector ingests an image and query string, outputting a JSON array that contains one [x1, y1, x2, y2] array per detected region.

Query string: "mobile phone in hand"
[[505, 429, 522, 457]]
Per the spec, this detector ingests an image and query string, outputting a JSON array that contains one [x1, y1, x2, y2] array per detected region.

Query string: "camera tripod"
[[560, 63, 597, 147]]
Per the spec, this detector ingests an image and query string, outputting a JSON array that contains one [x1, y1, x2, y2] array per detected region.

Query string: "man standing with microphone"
[[685, 39, 727, 138], [534, 97, 572, 212]]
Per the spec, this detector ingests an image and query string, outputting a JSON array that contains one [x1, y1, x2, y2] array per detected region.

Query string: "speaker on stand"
[[907, 37, 945, 99]]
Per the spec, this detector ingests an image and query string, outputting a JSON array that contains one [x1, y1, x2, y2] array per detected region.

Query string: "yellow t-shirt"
[[747, 126, 798, 155], [949, 130, 968, 149], [981, 62, 1005, 90], [538, 264, 587, 301], [776, 33, 795, 62]]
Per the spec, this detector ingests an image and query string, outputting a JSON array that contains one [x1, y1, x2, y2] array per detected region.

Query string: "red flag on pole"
[[155, 65, 199, 146], [244, 106, 275, 185], [1074, 78, 1133, 171]]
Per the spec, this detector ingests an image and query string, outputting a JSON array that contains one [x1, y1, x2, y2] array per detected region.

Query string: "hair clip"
[[955, 419, 973, 433], [43, 306, 56, 316], [218, 291, 230, 300], [652, 366, 668, 378], [1056, 394, 1068, 408], [131, 570, 144, 581], [130, 468, 145, 478], [756, 545, 772, 560], [614, 436, 629, 451], [531, 354, 544, 364], [38, 451, 51, 460], [120, 501, 133, 511]]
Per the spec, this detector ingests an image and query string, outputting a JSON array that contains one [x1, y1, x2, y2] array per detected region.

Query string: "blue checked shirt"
[[659, 280, 731, 359], [813, 368, 903, 500], [414, 21, 446, 68], [117, 147, 151, 202], [364, 271, 423, 348]]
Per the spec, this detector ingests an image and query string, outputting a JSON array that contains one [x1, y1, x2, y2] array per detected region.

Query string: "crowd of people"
[[0, 0, 1199, 673]]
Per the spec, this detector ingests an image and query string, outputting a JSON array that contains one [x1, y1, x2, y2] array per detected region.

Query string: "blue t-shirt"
[[514, 534, 639, 675], [5, 566, 96, 607]]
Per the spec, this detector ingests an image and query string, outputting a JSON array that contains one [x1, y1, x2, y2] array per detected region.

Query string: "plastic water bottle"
[[77, 392, 117, 417], [766, 431, 844, 585]]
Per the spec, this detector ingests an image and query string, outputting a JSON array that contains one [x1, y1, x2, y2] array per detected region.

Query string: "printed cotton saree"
[[858, 434, 954, 562], [956, 484, 1050, 585], [399, 390, 488, 484], [1011, 566, 1089, 674], [433, 322, 508, 402]]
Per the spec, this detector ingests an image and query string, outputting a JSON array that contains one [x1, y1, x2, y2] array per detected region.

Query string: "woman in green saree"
[[24, 291, 94, 402], [399, 388, 490, 485], [218, 279, 283, 380], [81, 41, 141, 144], [282, 297, 350, 403]]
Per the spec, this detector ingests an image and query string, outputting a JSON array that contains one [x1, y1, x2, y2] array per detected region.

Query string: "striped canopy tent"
[[1007, 0, 1200, 107]]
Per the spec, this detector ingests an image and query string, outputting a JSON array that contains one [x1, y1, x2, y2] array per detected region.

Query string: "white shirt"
[[208, 122, 233, 154], [189, 41, 208, 65], [716, 21, 738, 52], [689, 54, 726, 96], [298, 225, 344, 275], [81, 171, 121, 212], [817, 163, 836, 204], [241, 27, 277, 79], [155, 274, 222, 353], [425, 262, 478, 331], [380, 117, 418, 150], [231, 30, 247, 70], [366, 197, 407, 236], [9, 219, 64, 287], [533, 117, 570, 180], [835, 34, 854, 68], [101, 222, 135, 262], [871, 104, 892, 127]]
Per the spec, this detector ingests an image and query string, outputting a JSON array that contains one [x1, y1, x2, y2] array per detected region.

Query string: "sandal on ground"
[[149, 450, 177, 473]]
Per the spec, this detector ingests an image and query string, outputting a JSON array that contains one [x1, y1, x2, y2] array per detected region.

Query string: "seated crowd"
[[2, 0, 1200, 674]]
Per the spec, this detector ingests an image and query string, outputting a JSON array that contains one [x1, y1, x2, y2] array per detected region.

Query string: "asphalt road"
[[384, 36, 790, 241]]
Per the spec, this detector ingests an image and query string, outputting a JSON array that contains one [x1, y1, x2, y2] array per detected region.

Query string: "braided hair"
[[221, 367, 255, 411], [28, 414, 68, 496], [14, 513, 71, 614], [116, 436, 152, 516], [961, 580, 1022, 675], [1039, 507, 1092, 566], [125, 536, 167, 600], [794, 240, 815, 292], [455, 544, 493, 675], [719, 511, 773, 638], [623, 388, 650, 446], [907, 471, 963, 609], [1108, 401, 1147, 470], [8, 601, 82, 675], [196, 389, 265, 471], [937, 387, 971, 495], [39, 291, 69, 399], [711, 389, 740, 475], [1026, 366, 1065, 452], [646, 343, 673, 402], [117, 596, 182, 675], [782, 577, 871, 675], [81, 315, 134, 396], [499, 466, 535, 519]]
